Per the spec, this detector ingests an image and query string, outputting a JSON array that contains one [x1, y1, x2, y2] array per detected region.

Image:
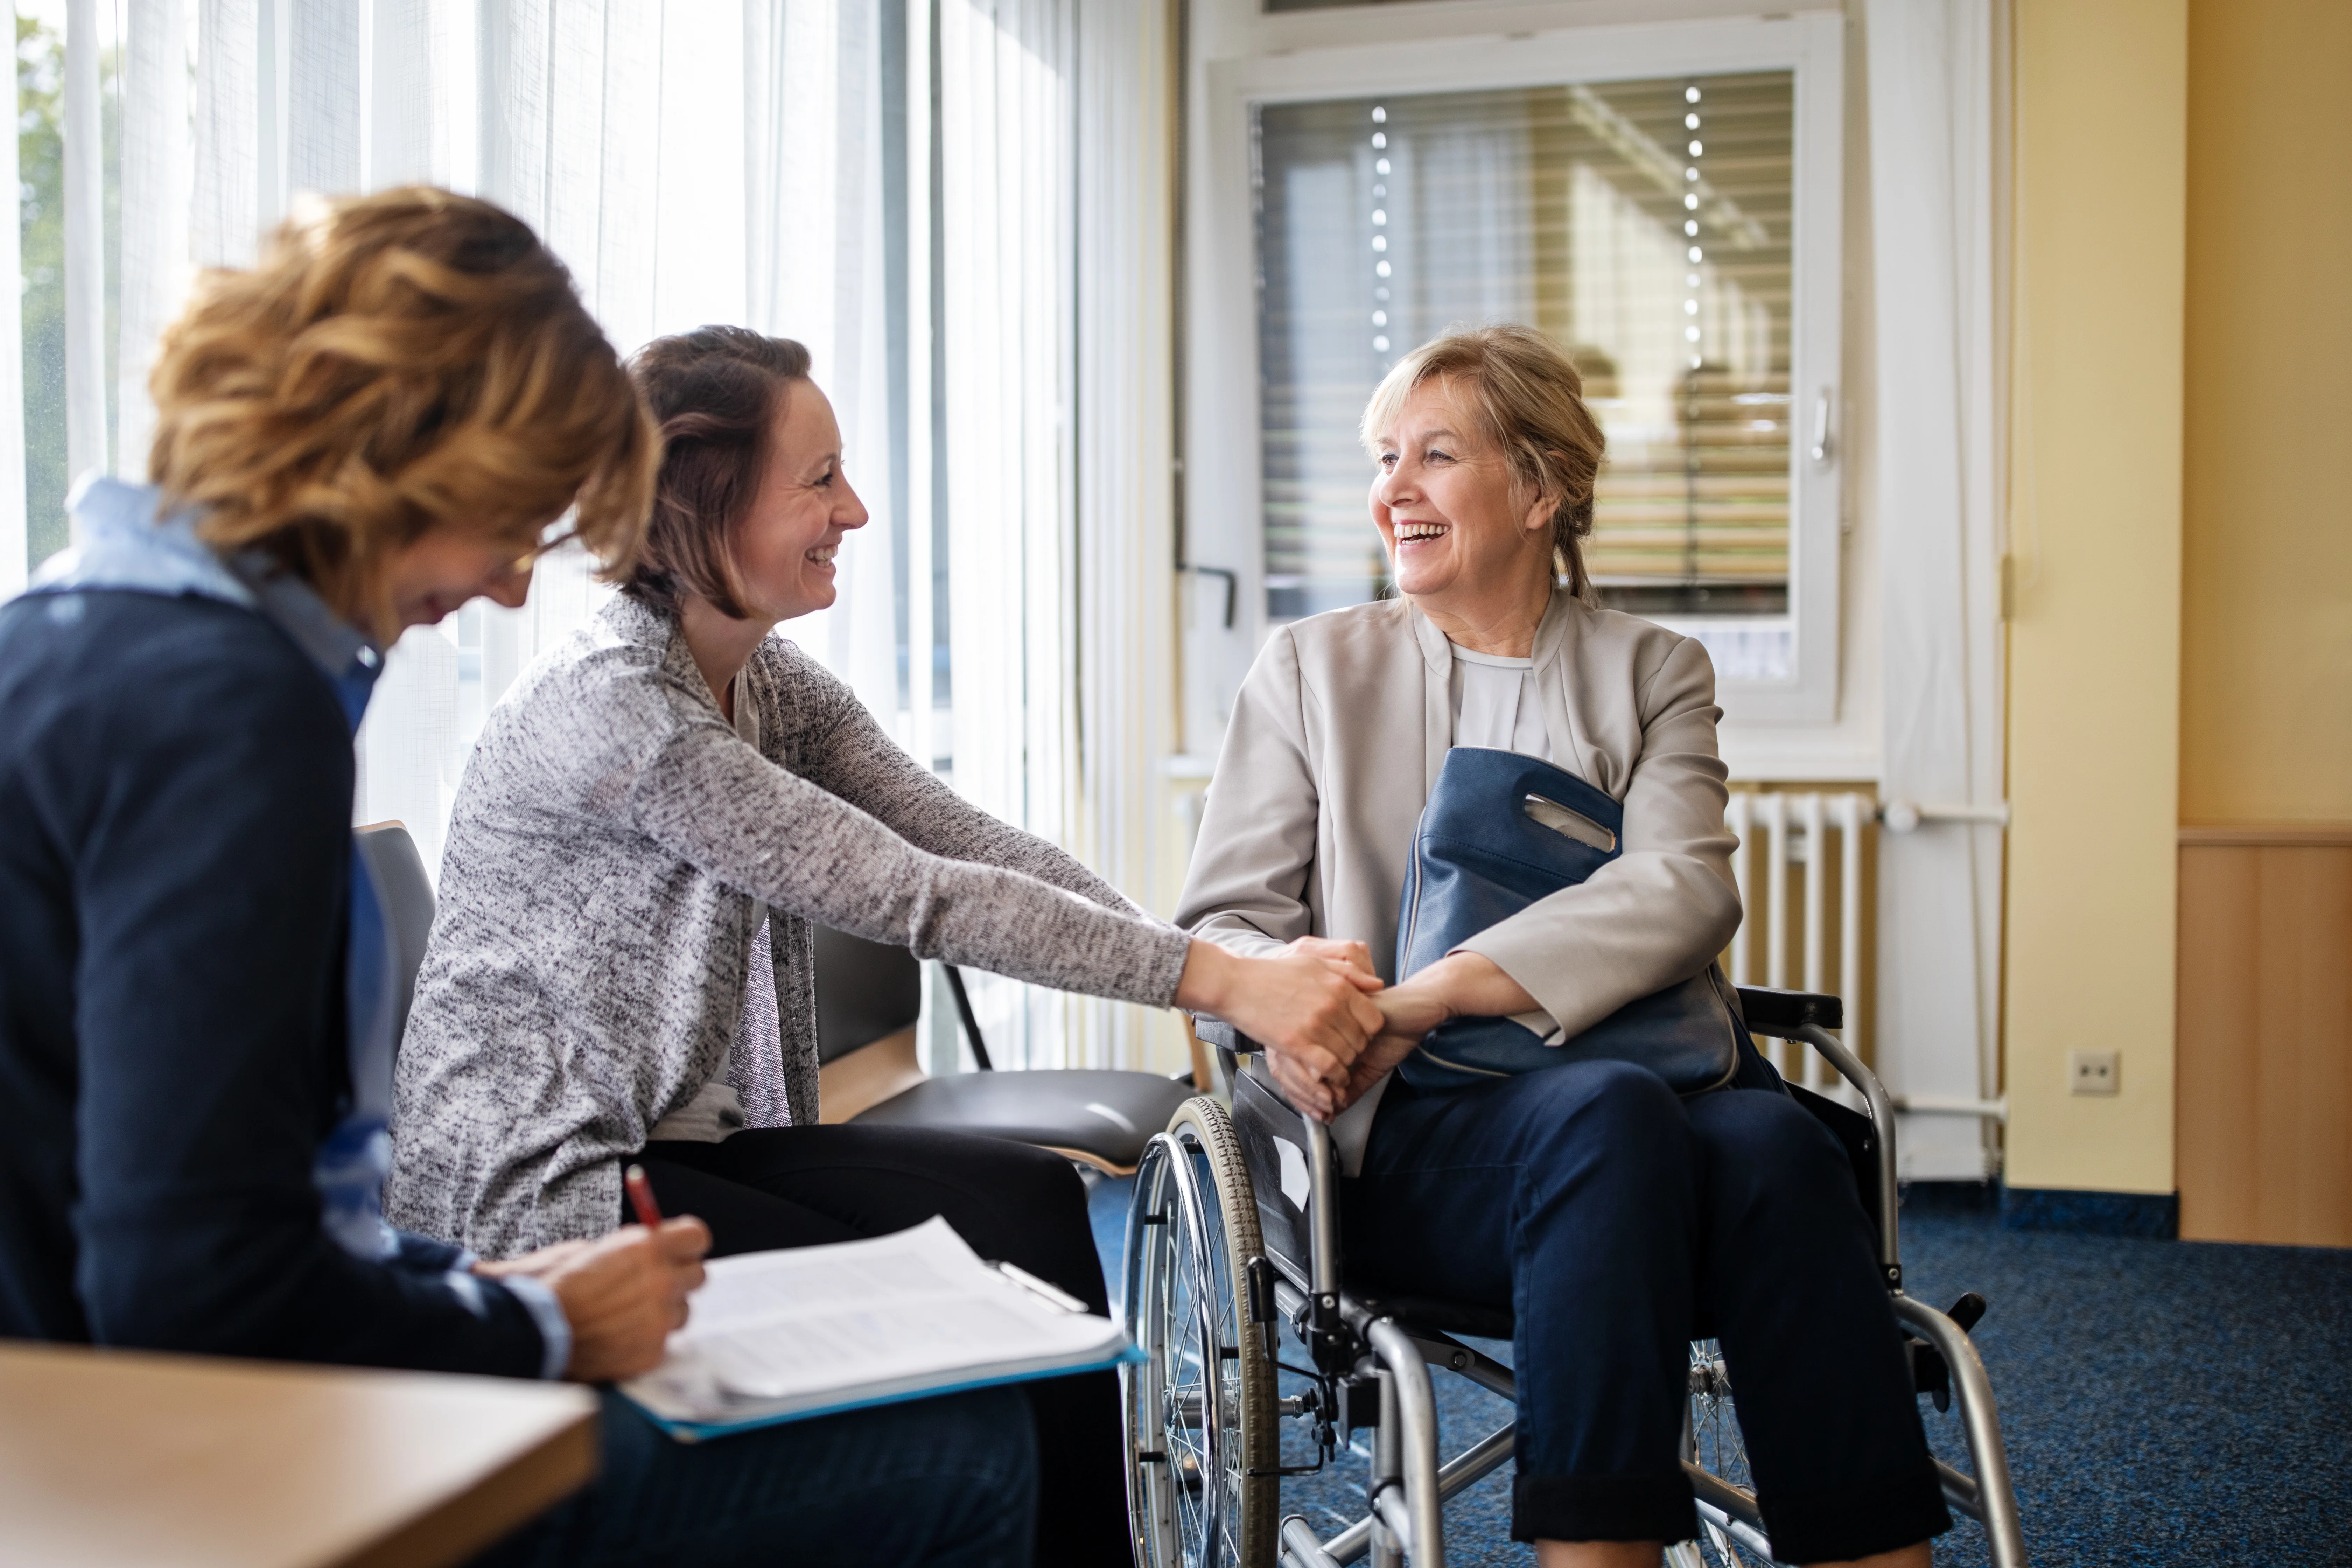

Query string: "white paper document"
[[620, 1216, 1136, 1440]]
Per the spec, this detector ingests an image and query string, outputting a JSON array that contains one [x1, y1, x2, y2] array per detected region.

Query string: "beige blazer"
[[1173, 590, 1741, 1166]]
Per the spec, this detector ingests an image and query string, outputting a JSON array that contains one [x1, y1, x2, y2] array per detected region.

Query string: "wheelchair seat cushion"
[[847, 1068, 1195, 1172]]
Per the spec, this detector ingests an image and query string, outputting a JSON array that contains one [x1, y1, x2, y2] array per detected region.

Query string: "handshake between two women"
[[1168, 934, 1541, 1123]]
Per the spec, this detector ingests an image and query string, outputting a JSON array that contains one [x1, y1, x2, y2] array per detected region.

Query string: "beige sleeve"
[[790, 653, 1145, 916], [1455, 635, 1741, 1041], [1171, 627, 1317, 963]]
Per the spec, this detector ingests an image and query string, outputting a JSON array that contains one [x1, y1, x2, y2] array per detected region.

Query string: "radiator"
[[1724, 791, 1874, 1094]]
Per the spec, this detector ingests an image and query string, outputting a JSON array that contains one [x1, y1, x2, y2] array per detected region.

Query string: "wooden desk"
[[0, 1343, 599, 1568]]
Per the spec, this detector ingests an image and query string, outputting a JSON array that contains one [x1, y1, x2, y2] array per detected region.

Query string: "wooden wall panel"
[[2176, 836, 2352, 1246]]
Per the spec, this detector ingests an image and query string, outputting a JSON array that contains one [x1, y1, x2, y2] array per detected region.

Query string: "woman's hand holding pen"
[[476, 1167, 710, 1383], [1174, 937, 1385, 1122]]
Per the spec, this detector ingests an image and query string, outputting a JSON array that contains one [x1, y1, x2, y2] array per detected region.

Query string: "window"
[[1259, 74, 1797, 632], [1185, 14, 1845, 732]]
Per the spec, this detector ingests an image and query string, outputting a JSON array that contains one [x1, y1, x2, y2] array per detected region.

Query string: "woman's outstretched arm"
[[769, 643, 1142, 912], [616, 676, 1381, 1082]]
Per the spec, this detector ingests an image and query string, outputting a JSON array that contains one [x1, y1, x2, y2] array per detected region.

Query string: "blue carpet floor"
[[1086, 1177, 2352, 1566]]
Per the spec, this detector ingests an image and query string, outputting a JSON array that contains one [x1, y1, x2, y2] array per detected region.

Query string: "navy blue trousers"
[[472, 1386, 1035, 1568], [1344, 1060, 1950, 1561]]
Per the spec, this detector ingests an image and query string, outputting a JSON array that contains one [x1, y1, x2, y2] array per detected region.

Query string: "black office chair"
[[355, 821, 436, 1054], [350, 828, 1194, 1171], [814, 924, 1200, 1175]]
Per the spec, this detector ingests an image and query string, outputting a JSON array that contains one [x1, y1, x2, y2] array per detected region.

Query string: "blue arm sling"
[[1393, 747, 1751, 1095]]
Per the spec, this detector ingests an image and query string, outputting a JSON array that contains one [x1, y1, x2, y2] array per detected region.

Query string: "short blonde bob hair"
[[1359, 323, 1607, 602], [148, 187, 659, 623]]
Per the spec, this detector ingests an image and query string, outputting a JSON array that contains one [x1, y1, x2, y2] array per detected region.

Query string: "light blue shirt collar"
[[34, 473, 382, 686]]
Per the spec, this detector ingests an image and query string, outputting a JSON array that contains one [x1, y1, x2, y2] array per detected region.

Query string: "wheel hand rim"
[[1162, 1132, 1233, 1562]]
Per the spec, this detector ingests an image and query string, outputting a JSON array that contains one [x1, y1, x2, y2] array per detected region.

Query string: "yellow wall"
[[2003, 0, 2187, 1194], [2180, 0, 2352, 825]]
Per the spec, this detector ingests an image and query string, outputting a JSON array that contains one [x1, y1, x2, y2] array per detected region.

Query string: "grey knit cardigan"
[[386, 594, 1191, 1257]]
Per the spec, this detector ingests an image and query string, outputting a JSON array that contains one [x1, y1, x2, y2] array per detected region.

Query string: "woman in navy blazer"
[[0, 188, 1035, 1567]]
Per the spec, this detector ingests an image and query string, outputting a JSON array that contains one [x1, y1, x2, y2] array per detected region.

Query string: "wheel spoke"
[[1688, 1339, 1767, 1566]]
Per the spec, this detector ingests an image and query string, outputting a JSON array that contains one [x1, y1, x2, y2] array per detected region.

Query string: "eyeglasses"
[[495, 515, 583, 576]]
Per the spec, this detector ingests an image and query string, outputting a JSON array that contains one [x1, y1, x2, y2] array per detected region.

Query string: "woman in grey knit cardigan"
[[387, 326, 1380, 1563]]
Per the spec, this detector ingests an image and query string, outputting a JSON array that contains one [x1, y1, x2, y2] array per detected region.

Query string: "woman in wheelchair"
[[1175, 326, 1950, 1567]]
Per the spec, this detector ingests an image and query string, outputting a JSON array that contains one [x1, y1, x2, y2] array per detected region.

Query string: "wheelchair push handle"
[[1732, 985, 1843, 1031]]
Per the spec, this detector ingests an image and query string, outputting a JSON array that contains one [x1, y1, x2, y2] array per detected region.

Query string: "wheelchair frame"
[[1121, 989, 2026, 1568]]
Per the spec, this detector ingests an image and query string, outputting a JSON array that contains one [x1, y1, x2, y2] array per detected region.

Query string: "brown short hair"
[[621, 327, 812, 620], [1359, 324, 1608, 602], [148, 187, 658, 625]]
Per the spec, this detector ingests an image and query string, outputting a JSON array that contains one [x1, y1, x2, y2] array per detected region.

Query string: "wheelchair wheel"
[[1688, 1338, 1767, 1567], [1124, 1096, 1279, 1568]]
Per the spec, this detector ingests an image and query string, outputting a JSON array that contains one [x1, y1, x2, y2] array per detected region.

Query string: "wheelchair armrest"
[[1737, 989, 1900, 1283], [1735, 986, 1844, 1033], [1188, 1016, 1264, 1100], [1189, 1016, 1248, 1055]]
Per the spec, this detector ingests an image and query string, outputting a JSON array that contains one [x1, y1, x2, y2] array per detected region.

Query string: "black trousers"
[[1345, 1064, 1950, 1560], [634, 1126, 1128, 1568]]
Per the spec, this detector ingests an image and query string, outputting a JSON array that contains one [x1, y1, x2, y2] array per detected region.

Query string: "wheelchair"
[[1120, 987, 2025, 1568]]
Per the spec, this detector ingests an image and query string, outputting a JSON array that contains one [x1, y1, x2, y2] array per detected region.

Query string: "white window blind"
[[1185, 15, 1844, 738], [1255, 71, 1798, 631]]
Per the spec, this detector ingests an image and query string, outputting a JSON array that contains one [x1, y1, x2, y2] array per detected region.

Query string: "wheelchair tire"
[[1124, 1096, 1279, 1568]]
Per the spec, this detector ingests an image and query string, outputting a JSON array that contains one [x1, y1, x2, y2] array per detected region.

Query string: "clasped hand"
[[1173, 937, 1535, 1123]]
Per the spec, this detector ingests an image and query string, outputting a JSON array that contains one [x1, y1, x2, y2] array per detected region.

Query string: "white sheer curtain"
[[19, 0, 1184, 1071], [379, 2, 904, 872], [26, 0, 896, 874], [1070, 0, 1179, 1069], [937, 0, 1076, 1068], [117, 0, 190, 483], [0, 4, 22, 598], [913, 0, 1183, 1071], [1866, 0, 2008, 1179], [746, 1, 898, 724]]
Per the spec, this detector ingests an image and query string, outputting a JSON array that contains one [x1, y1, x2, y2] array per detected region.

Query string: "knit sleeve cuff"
[[1147, 923, 1195, 1009]]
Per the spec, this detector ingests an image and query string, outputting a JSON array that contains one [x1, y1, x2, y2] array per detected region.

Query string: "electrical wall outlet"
[[2069, 1049, 2120, 1096]]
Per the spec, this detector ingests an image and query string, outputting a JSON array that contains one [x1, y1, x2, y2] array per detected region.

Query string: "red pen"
[[624, 1163, 664, 1228]]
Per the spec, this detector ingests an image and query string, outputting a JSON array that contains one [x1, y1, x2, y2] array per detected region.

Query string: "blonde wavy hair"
[[148, 187, 658, 625], [1359, 323, 1608, 603]]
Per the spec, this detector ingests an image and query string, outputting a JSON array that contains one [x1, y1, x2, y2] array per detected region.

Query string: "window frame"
[[1182, 8, 1848, 739]]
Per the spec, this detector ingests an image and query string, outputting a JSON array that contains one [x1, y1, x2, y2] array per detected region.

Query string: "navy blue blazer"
[[0, 586, 548, 1375]]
